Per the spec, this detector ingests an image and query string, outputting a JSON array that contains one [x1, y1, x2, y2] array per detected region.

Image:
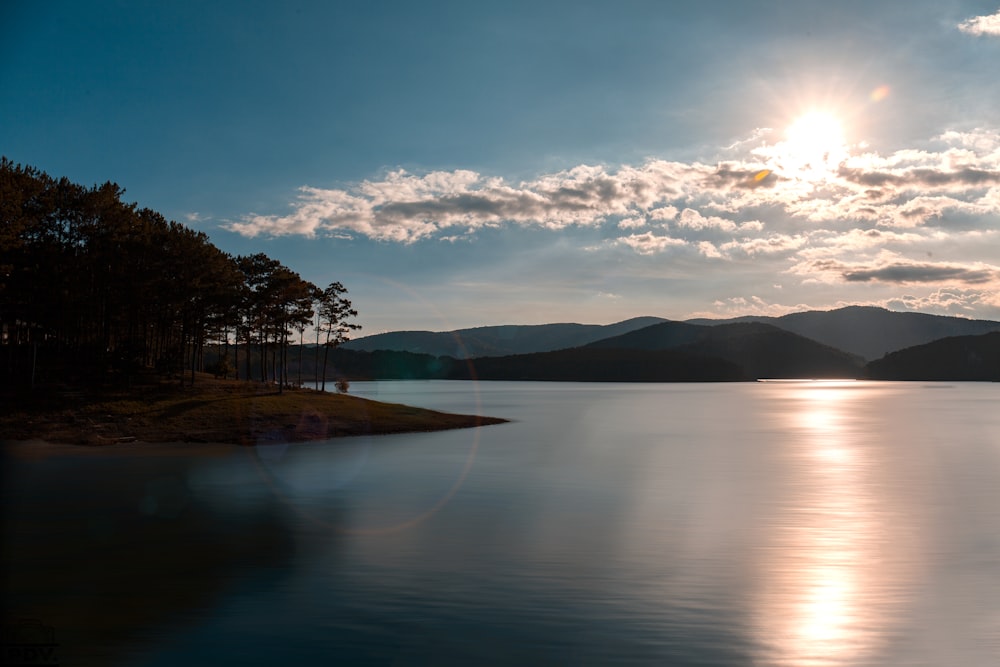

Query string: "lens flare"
[[869, 85, 890, 102]]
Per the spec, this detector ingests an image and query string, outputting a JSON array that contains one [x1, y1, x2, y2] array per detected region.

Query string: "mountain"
[[586, 321, 865, 379], [864, 332, 1000, 380], [328, 321, 862, 381], [442, 347, 745, 382], [685, 306, 1000, 361], [341, 316, 667, 358], [319, 346, 742, 381]]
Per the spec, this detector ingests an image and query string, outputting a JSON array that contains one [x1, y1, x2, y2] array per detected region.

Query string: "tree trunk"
[[245, 334, 252, 383], [260, 331, 266, 383], [278, 330, 286, 394], [297, 329, 304, 387], [321, 331, 330, 393], [190, 322, 198, 386], [314, 317, 321, 386]]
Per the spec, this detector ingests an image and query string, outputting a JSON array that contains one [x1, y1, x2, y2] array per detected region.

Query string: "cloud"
[[720, 233, 808, 257], [685, 295, 810, 319], [618, 216, 646, 229], [810, 227, 932, 251], [227, 127, 1000, 244], [697, 241, 723, 258], [790, 253, 999, 286], [886, 288, 1000, 316], [616, 232, 687, 255], [836, 166, 1000, 189], [225, 163, 704, 242], [648, 206, 679, 221], [675, 208, 764, 233], [842, 263, 996, 284], [958, 10, 1000, 36]]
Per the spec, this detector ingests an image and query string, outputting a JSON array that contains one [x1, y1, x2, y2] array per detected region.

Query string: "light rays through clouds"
[[223, 11, 1000, 320]]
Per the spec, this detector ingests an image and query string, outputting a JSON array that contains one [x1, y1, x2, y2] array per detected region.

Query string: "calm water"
[[4, 381, 1000, 666]]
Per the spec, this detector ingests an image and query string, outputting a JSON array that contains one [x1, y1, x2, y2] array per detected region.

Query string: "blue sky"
[[3, 1, 1000, 333]]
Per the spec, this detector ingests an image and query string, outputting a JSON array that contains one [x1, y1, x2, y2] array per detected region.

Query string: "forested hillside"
[[686, 306, 1000, 360], [864, 332, 1000, 380], [0, 158, 358, 389]]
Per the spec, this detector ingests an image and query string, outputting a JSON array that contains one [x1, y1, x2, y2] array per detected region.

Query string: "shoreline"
[[0, 374, 507, 452]]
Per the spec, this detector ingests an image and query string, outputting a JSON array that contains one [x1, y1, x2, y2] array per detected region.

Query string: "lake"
[[3, 381, 1000, 666]]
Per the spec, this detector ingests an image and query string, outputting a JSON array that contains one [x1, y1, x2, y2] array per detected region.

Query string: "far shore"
[[0, 373, 506, 452]]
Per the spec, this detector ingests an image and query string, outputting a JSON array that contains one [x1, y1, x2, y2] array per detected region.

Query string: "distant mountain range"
[[347, 306, 1000, 362], [686, 306, 1000, 361], [325, 320, 861, 381], [342, 316, 667, 358], [315, 306, 1000, 381]]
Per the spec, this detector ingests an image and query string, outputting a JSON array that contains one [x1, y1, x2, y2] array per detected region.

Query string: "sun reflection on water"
[[754, 381, 911, 666]]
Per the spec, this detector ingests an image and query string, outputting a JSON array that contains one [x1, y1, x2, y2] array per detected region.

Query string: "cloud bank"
[[227, 129, 1000, 244], [226, 128, 1000, 316]]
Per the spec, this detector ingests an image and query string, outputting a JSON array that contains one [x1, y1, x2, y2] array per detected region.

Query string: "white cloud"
[[958, 10, 1000, 36], [720, 234, 808, 257], [675, 208, 765, 234], [648, 206, 679, 221], [616, 232, 687, 255], [227, 128, 1000, 244], [618, 216, 646, 229], [886, 288, 1000, 316], [685, 296, 810, 319], [225, 128, 1000, 322], [697, 241, 723, 258], [226, 162, 706, 242]]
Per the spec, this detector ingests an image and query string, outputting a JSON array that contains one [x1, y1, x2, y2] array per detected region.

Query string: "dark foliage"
[[687, 305, 1000, 361], [864, 332, 1000, 380], [316, 347, 743, 382], [0, 158, 357, 388]]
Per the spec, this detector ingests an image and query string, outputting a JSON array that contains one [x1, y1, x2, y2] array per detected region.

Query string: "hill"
[[324, 321, 863, 381], [321, 347, 741, 381], [586, 321, 864, 379], [864, 332, 1000, 380], [341, 317, 667, 358], [686, 306, 1000, 361], [442, 347, 744, 381]]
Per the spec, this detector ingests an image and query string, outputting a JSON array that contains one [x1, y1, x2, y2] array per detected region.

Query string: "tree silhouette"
[[316, 282, 360, 392], [0, 158, 357, 390]]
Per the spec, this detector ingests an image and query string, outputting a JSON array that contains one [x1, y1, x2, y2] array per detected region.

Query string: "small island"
[[1, 373, 506, 448]]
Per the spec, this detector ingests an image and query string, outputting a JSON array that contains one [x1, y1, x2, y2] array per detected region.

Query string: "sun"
[[778, 110, 848, 178]]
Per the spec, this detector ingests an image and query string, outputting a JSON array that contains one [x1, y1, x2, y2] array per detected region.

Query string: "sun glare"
[[779, 111, 848, 178]]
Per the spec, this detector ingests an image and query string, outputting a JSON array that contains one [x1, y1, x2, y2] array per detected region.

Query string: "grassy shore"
[[0, 373, 506, 446]]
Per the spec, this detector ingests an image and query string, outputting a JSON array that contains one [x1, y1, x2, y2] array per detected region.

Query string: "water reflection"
[[754, 381, 913, 666], [6, 382, 999, 665], [1, 449, 301, 667]]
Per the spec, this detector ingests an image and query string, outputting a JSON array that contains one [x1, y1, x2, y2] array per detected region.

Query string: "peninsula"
[[1, 374, 506, 447]]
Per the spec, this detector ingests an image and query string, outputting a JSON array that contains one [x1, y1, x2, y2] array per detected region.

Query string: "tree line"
[[0, 157, 359, 390]]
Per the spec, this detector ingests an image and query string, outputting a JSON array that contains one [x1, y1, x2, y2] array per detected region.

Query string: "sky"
[[3, 0, 1000, 333]]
